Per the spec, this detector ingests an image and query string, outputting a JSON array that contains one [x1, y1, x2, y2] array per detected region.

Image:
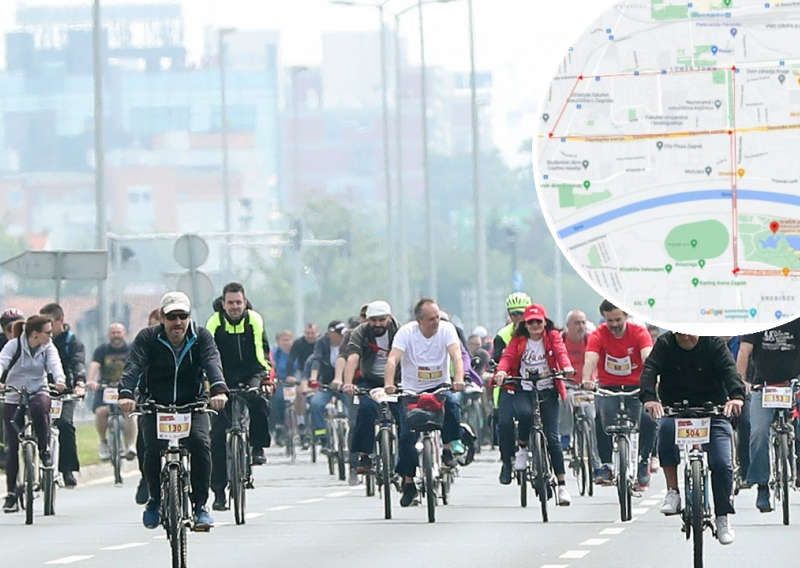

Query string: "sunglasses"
[[165, 313, 190, 321], [509, 310, 525, 317], [525, 319, 544, 325]]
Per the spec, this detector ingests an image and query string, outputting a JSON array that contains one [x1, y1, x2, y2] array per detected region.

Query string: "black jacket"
[[309, 335, 343, 385], [120, 322, 228, 405], [52, 325, 87, 392], [205, 309, 271, 386], [343, 319, 400, 388], [640, 333, 745, 407]]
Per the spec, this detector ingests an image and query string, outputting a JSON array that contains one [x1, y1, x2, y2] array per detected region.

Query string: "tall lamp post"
[[93, 0, 108, 341], [290, 65, 308, 335], [218, 27, 236, 274]]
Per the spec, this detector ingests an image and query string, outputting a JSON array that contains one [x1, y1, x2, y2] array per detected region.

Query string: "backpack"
[[0, 336, 24, 383]]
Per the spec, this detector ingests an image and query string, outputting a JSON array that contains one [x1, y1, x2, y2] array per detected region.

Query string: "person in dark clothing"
[[0, 308, 25, 470], [640, 332, 744, 545], [119, 291, 228, 530], [306, 320, 347, 449], [291, 323, 318, 379], [40, 303, 86, 488]]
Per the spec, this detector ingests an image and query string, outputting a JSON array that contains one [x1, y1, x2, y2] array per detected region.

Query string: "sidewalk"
[[0, 459, 139, 489]]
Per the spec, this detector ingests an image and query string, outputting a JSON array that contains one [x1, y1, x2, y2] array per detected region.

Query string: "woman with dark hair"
[[0, 315, 66, 513], [494, 304, 574, 505]]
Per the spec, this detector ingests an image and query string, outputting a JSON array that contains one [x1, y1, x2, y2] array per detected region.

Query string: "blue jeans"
[[658, 416, 735, 516], [309, 389, 336, 439], [498, 387, 565, 475], [396, 390, 461, 478], [350, 395, 401, 455], [747, 391, 779, 486]]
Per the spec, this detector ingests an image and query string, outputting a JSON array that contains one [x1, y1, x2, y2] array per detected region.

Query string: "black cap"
[[327, 320, 346, 334]]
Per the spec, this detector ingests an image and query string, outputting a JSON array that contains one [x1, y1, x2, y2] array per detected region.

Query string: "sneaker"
[[450, 440, 466, 455], [143, 498, 161, 529], [756, 485, 772, 512], [595, 465, 614, 486], [557, 485, 572, 506], [715, 515, 735, 545], [135, 478, 149, 505], [635, 461, 651, 491], [40, 450, 53, 468], [193, 505, 215, 530], [356, 454, 372, 475], [499, 462, 513, 485], [3, 494, 18, 513], [650, 455, 660, 473], [660, 489, 681, 515], [348, 469, 360, 486], [513, 447, 529, 471], [63, 471, 77, 488], [212, 491, 228, 512], [251, 447, 267, 466], [125, 445, 137, 461], [400, 482, 418, 507], [442, 449, 458, 468], [99, 440, 111, 461]]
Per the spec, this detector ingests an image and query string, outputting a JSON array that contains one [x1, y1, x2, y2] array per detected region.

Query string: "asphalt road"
[[1, 447, 797, 568]]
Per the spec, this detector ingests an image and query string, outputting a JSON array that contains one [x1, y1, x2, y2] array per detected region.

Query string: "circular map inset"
[[536, 0, 800, 334]]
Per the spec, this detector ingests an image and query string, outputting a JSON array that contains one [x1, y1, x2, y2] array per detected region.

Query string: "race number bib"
[[520, 380, 534, 392], [50, 399, 63, 421], [762, 386, 793, 409], [156, 412, 192, 440], [283, 386, 297, 403], [675, 418, 711, 446], [370, 388, 398, 404], [604, 354, 632, 376], [572, 391, 595, 405], [102, 388, 119, 405], [417, 366, 444, 382]]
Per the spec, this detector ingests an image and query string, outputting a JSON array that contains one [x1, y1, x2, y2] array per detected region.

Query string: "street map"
[[536, 0, 800, 334]]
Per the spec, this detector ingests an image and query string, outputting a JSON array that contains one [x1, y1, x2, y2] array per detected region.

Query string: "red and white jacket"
[[495, 329, 572, 400]]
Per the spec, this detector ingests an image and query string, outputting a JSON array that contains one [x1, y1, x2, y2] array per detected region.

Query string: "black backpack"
[[0, 336, 24, 383]]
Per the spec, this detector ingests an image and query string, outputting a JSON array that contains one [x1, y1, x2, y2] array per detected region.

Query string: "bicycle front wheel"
[[532, 431, 549, 523], [691, 459, 704, 568], [336, 422, 347, 481], [779, 432, 791, 526], [518, 468, 528, 508], [423, 437, 436, 523], [24, 443, 35, 525], [231, 435, 246, 525], [167, 465, 185, 568], [575, 420, 588, 497], [380, 428, 393, 520], [110, 416, 124, 486], [617, 436, 631, 522], [42, 464, 55, 516]]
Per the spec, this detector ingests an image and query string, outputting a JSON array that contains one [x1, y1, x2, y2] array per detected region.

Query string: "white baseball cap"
[[471, 325, 489, 338], [366, 300, 392, 318], [160, 291, 191, 314]]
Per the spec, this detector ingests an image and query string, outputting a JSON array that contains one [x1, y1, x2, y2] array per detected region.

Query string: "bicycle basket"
[[403, 393, 445, 432]]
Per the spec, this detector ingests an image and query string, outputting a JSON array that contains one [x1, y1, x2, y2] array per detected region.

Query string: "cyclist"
[[384, 298, 465, 507], [205, 282, 272, 512], [306, 320, 348, 451], [581, 300, 656, 491], [0, 308, 24, 470], [493, 304, 574, 505], [270, 330, 300, 446], [467, 334, 490, 375], [492, 292, 533, 364], [736, 319, 800, 512], [291, 323, 319, 382], [40, 303, 86, 489], [118, 292, 229, 530], [641, 332, 744, 545], [87, 323, 135, 463], [342, 301, 400, 474], [0, 315, 66, 513]]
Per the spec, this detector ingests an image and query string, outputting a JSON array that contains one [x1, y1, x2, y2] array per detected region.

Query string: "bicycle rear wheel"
[[167, 465, 185, 568], [42, 464, 55, 516], [231, 435, 246, 525], [423, 437, 436, 523], [336, 422, 347, 481], [24, 443, 35, 525], [779, 432, 791, 526], [617, 436, 631, 522], [583, 420, 595, 497], [691, 459, 704, 568], [380, 428, 393, 520], [532, 431, 549, 523], [575, 421, 587, 497], [110, 416, 124, 486], [518, 469, 528, 508]]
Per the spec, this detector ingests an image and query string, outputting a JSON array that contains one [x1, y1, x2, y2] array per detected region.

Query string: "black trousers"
[[142, 412, 212, 507], [54, 399, 80, 473]]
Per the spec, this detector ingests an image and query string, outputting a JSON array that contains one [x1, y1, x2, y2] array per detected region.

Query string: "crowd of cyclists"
[[1, 284, 800, 552]]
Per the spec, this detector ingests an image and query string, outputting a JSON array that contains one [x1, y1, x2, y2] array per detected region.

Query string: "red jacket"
[[495, 329, 572, 400]]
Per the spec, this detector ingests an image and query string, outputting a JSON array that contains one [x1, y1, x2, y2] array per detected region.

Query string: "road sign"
[[174, 234, 209, 270], [1, 250, 108, 280], [177, 270, 214, 306]]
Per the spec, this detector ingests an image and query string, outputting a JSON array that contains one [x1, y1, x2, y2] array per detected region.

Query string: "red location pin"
[[770, 221, 780, 234]]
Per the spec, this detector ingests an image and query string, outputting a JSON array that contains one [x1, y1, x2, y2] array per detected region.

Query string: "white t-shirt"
[[392, 321, 459, 392], [329, 344, 340, 368], [520, 338, 552, 390]]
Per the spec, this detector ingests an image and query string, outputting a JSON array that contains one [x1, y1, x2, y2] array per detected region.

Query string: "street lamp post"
[[417, 0, 436, 299], [218, 27, 236, 274], [290, 65, 308, 335], [93, 0, 108, 341]]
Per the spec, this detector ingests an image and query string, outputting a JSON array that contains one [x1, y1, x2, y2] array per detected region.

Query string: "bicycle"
[[135, 401, 215, 568], [665, 402, 724, 568], [400, 385, 455, 523], [360, 386, 400, 519], [757, 381, 798, 525], [45, 390, 83, 515], [281, 384, 300, 463], [316, 384, 349, 482], [596, 387, 642, 522], [461, 377, 486, 454], [225, 383, 264, 525], [100, 386, 127, 486]]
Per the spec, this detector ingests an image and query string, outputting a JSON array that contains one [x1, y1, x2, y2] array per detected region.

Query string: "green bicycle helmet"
[[505, 292, 532, 311]]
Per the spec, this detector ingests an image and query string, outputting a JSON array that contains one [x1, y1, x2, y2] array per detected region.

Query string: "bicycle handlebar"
[[664, 402, 724, 418], [595, 387, 641, 397]]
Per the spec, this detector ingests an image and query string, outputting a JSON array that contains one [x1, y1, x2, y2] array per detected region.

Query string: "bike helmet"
[[504, 292, 532, 312], [0, 308, 24, 329]]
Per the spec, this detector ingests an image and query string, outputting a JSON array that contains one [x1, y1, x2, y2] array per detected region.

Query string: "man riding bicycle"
[[641, 332, 744, 545], [119, 292, 229, 530], [384, 298, 465, 507]]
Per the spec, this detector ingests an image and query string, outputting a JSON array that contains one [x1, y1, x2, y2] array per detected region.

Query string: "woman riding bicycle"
[[0, 315, 66, 513], [493, 304, 574, 505]]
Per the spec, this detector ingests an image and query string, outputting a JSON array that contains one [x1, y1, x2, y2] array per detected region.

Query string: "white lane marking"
[[267, 505, 294, 511], [84, 470, 139, 487], [45, 556, 95, 565], [580, 538, 610, 546], [153, 536, 166, 540], [541, 565, 570, 568], [600, 528, 625, 535], [296, 498, 324, 504], [560, 551, 590, 559], [641, 499, 660, 506], [631, 508, 649, 515], [101, 543, 148, 551], [326, 491, 350, 497], [245, 513, 264, 520]]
